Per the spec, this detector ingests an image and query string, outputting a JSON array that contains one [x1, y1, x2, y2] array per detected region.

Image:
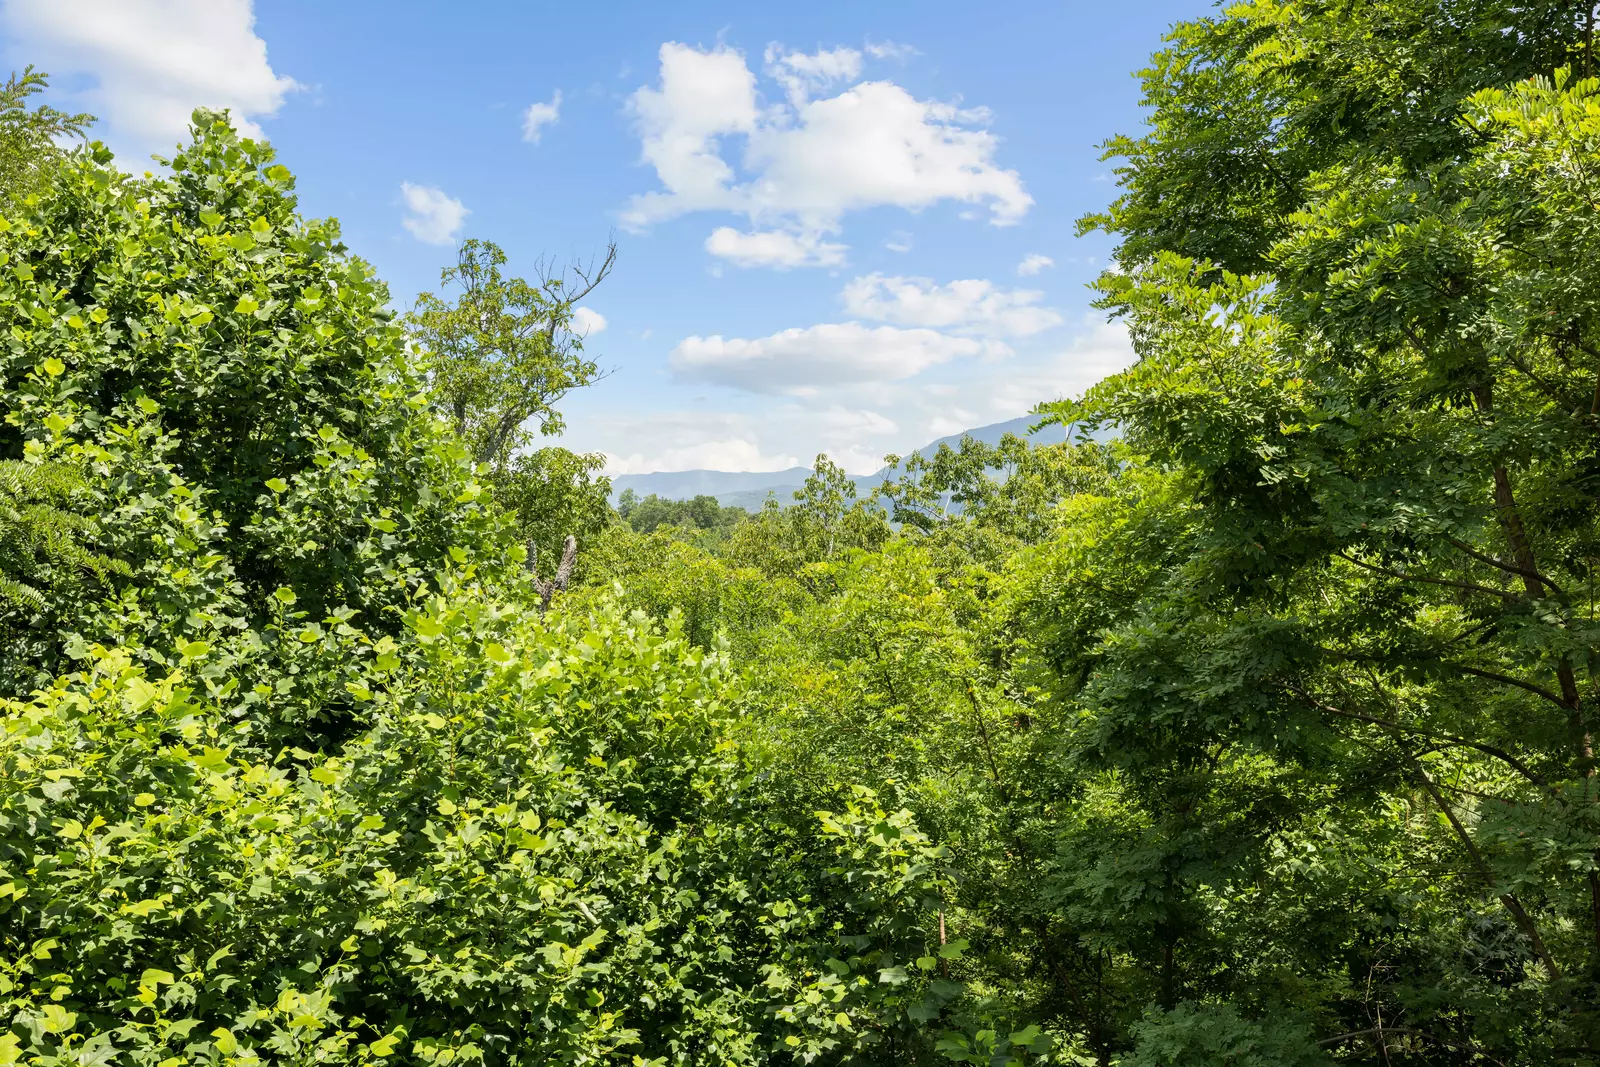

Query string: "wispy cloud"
[[671, 323, 1007, 395], [842, 274, 1063, 338]]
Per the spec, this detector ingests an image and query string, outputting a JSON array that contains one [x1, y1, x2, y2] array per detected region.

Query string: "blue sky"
[[3, 0, 1202, 473]]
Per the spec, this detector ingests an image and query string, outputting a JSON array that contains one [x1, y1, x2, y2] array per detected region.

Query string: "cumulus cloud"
[[623, 42, 1031, 243], [521, 90, 562, 143], [765, 44, 862, 106], [571, 306, 607, 336], [978, 317, 1138, 417], [400, 183, 469, 246], [593, 404, 899, 476], [1017, 253, 1054, 276], [605, 438, 799, 475], [670, 322, 1007, 395], [597, 410, 800, 474], [625, 44, 759, 221], [0, 0, 298, 161], [841, 274, 1063, 338], [705, 226, 847, 269]]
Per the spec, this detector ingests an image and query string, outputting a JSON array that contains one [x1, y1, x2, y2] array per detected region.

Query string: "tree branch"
[[1289, 686, 1557, 796], [1444, 535, 1568, 601], [1450, 663, 1571, 710], [1336, 551, 1514, 601], [1407, 755, 1562, 979], [1318, 1026, 1509, 1065]]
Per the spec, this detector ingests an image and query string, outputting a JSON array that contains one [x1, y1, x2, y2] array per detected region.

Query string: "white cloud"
[[926, 412, 975, 438], [399, 183, 469, 246], [765, 44, 862, 106], [865, 41, 919, 61], [625, 43, 759, 222], [592, 404, 898, 476], [705, 226, 847, 269], [623, 42, 1031, 241], [571, 306, 607, 335], [606, 437, 799, 475], [1, 0, 298, 161], [1017, 253, 1054, 276], [521, 90, 562, 143], [564, 320, 1133, 478], [885, 231, 913, 253], [671, 322, 1007, 395], [815, 405, 898, 436], [841, 274, 1063, 338], [597, 410, 800, 474], [978, 317, 1137, 416], [560, 314, 1136, 480]]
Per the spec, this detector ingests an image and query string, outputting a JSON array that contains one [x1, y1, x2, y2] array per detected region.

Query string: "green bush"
[[0, 112, 511, 738], [0, 579, 961, 1065]]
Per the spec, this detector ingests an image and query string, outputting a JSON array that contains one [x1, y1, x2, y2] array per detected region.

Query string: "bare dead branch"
[[530, 534, 578, 614]]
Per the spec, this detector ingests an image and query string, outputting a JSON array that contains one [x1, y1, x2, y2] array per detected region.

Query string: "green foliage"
[[1016, 1, 1600, 1057], [1119, 1006, 1328, 1067], [723, 456, 890, 578], [0, 108, 1000, 1067], [876, 434, 1119, 544], [0, 585, 960, 1065], [404, 240, 617, 570], [617, 490, 748, 540], [16, 4, 1600, 1063], [570, 11, 1600, 1065], [1079, 0, 1585, 275], [0, 459, 118, 611], [0, 68, 92, 202], [489, 446, 613, 575], [576, 524, 804, 653], [0, 458, 128, 685], [0, 109, 512, 734]]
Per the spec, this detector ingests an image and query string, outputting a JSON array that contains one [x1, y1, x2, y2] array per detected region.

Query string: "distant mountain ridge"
[[612, 414, 1068, 510]]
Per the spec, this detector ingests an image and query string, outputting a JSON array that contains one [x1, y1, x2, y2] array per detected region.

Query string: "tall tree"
[[1034, 1, 1600, 1060], [408, 238, 614, 467], [0, 68, 92, 201], [0, 109, 513, 730], [407, 239, 616, 578]]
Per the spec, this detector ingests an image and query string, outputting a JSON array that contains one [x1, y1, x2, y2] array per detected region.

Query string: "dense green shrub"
[[0, 579, 965, 1065], [0, 112, 511, 737]]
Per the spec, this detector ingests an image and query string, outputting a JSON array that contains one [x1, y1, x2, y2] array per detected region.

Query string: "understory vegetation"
[[7, 1, 1600, 1064]]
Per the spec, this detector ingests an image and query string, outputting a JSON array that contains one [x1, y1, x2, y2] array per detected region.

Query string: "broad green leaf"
[[38, 1005, 76, 1035]]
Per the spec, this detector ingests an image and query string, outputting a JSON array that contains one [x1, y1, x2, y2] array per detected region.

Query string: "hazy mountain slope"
[[612, 414, 1069, 509], [611, 467, 812, 501], [861, 414, 1066, 483]]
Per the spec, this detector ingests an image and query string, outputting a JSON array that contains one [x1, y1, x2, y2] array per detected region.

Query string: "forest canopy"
[[6, 1, 1600, 1064]]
